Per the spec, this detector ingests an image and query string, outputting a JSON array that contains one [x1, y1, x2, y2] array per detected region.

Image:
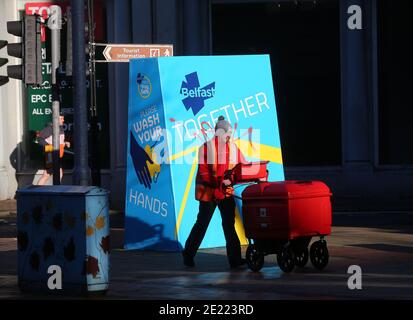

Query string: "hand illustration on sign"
[[130, 131, 154, 189], [144, 145, 161, 183]]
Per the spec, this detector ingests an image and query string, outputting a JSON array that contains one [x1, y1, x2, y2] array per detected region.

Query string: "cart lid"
[[242, 180, 331, 200]]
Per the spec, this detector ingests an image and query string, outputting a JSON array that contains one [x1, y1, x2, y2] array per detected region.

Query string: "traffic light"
[[4, 14, 42, 86], [0, 40, 9, 86]]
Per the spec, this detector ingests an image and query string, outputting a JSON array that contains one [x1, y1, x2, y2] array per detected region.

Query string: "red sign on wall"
[[25, 1, 105, 42]]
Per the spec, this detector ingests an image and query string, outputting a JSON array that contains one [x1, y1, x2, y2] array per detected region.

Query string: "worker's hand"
[[44, 145, 53, 153], [65, 141, 71, 148], [222, 179, 232, 187]]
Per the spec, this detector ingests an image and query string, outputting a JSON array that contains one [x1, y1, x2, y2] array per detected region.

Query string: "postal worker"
[[182, 115, 247, 269]]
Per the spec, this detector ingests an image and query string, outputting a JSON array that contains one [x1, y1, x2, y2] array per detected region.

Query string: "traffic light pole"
[[48, 6, 62, 185], [72, 0, 90, 186], [87, 0, 101, 187]]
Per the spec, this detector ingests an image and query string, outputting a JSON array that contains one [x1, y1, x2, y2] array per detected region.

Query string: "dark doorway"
[[378, 0, 413, 165], [212, 1, 341, 166]]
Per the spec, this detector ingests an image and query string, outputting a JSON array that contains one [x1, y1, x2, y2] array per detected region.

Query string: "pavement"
[[0, 199, 412, 300]]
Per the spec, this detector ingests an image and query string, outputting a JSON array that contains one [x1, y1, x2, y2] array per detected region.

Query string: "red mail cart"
[[226, 162, 332, 273]]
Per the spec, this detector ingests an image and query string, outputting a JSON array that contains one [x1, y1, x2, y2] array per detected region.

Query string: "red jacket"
[[195, 136, 246, 201]]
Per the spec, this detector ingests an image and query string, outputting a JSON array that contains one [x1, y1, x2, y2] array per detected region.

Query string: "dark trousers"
[[184, 197, 242, 266]]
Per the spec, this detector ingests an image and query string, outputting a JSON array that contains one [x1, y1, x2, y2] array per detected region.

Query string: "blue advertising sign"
[[125, 55, 284, 251]]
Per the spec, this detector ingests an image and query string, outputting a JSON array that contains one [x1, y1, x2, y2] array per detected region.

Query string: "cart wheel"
[[310, 241, 329, 270], [277, 246, 295, 273], [294, 247, 309, 268], [246, 244, 264, 272]]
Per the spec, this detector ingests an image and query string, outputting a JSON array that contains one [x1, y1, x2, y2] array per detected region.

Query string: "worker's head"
[[59, 115, 65, 126], [215, 115, 232, 143]]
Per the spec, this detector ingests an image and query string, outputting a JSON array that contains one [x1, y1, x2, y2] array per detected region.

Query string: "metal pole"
[[87, 0, 96, 116], [66, 7, 72, 77], [48, 5, 62, 185], [87, 0, 101, 186], [72, 0, 90, 186]]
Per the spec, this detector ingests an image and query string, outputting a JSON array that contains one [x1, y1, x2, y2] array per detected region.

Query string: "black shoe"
[[230, 258, 247, 269], [182, 250, 195, 267]]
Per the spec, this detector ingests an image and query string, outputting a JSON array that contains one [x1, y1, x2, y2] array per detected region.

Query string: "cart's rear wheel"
[[246, 244, 264, 272], [310, 240, 329, 270], [277, 245, 295, 273], [294, 247, 309, 268]]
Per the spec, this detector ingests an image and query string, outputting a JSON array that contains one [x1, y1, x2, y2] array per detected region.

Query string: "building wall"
[[1, 0, 413, 211], [105, 0, 413, 211], [0, 0, 24, 200]]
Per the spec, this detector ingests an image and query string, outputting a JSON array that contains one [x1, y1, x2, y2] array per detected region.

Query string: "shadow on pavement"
[[349, 243, 413, 254], [123, 216, 183, 251], [333, 212, 413, 234]]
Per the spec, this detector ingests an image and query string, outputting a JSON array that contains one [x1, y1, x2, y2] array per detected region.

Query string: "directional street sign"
[[100, 44, 173, 62]]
